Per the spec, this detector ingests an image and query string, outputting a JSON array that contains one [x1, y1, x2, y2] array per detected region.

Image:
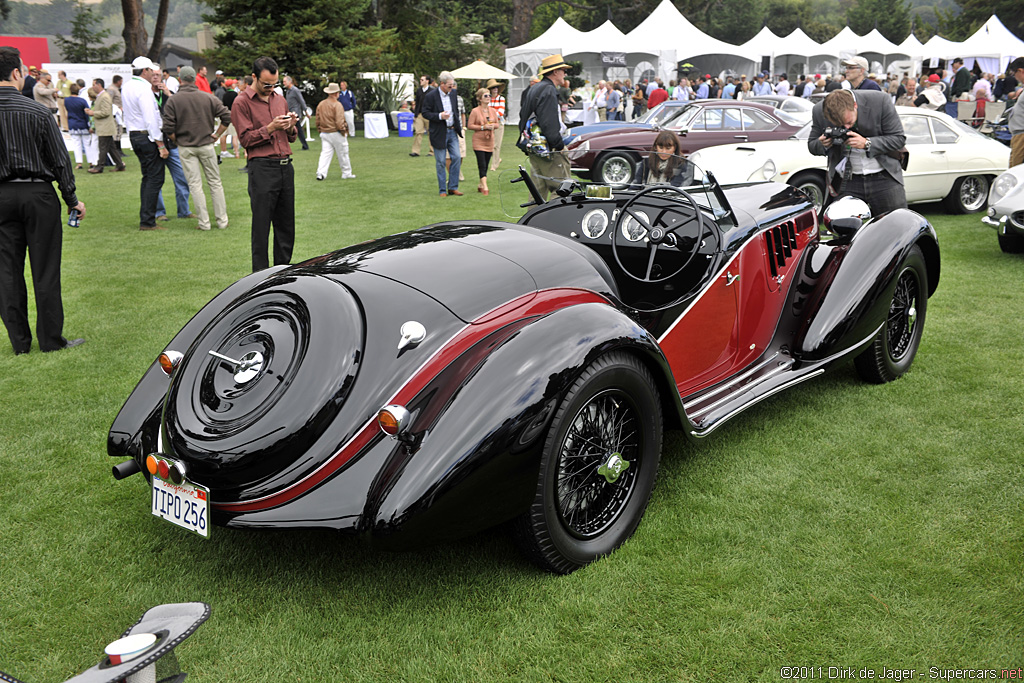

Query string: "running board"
[[683, 350, 824, 438]]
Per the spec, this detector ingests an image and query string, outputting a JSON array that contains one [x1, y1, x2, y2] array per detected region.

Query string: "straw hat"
[[485, 78, 505, 92], [538, 54, 571, 77], [323, 82, 341, 94]]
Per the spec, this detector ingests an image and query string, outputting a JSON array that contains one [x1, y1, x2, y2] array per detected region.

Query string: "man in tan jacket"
[[315, 82, 355, 181], [87, 78, 125, 173]]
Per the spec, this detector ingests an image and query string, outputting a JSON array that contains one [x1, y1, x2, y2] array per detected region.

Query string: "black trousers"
[[98, 135, 124, 169], [248, 158, 295, 271], [0, 182, 66, 352], [130, 132, 165, 227], [833, 170, 908, 216], [475, 150, 492, 179]]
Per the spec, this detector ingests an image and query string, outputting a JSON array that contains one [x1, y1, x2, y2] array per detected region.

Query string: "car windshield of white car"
[[648, 103, 697, 129]]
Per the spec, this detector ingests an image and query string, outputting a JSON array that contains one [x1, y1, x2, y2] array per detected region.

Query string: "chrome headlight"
[[990, 172, 1018, 204]]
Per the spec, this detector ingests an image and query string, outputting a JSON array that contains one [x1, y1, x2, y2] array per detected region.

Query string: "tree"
[[199, 0, 397, 97], [945, 0, 1023, 43], [55, 1, 121, 62], [121, 0, 170, 62], [509, 0, 597, 46], [1, 0, 10, 22], [847, 0, 911, 43]]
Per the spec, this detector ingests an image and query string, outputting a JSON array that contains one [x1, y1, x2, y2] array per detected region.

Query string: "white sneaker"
[[316, 175, 325, 181], [342, 174, 356, 179], [220, 151, 232, 158]]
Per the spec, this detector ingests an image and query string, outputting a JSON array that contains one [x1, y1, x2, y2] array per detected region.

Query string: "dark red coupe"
[[566, 99, 805, 184]]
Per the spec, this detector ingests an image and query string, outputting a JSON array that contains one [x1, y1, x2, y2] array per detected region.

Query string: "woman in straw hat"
[[485, 78, 506, 171]]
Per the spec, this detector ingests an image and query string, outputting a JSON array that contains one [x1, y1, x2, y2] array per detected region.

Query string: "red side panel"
[[659, 271, 738, 396], [0, 37, 51, 70]]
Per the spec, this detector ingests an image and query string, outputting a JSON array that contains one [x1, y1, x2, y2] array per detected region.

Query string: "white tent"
[[957, 15, 1024, 73], [627, 0, 757, 81], [738, 25, 784, 63], [504, 18, 589, 125]]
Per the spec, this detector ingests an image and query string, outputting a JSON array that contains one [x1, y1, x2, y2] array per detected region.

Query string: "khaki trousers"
[[58, 99, 68, 131], [411, 114, 429, 155], [179, 144, 228, 230], [1010, 133, 1024, 168], [528, 151, 571, 201]]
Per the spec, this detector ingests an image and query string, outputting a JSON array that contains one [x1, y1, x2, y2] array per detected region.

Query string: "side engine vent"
[[764, 221, 798, 277]]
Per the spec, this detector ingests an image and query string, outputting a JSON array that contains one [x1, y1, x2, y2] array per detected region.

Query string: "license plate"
[[151, 474, 211, 539]]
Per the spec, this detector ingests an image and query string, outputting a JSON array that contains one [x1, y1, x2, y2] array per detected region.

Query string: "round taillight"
[[157, 459, 170, 480], [377, 404, 410, 437], [146, 454, 158, 476], [158, 350, 184, 376], [168, 460, 186, 485]]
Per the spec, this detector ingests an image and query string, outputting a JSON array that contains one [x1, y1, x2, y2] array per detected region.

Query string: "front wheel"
[[854, 246, 927, 383], [512, 352, 663, 574], [596, 153, 637, 185], [943, 175, 989, 214], [998, 229, 1024, 253]]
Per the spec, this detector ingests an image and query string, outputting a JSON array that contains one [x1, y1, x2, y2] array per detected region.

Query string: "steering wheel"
[[611, 185, 708, 283]]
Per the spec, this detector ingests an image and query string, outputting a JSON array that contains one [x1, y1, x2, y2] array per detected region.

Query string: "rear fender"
[[795, 209, 939, 361], [364, 302, 679, 546], [107, 267, 288, 462]]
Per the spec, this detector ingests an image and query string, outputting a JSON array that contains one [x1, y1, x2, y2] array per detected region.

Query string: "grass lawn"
[[1, 129, 1021, 682]]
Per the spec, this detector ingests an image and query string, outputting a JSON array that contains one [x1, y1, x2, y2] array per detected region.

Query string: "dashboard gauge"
[[621, 211, 650, 242], [581, 209, 609, 239]]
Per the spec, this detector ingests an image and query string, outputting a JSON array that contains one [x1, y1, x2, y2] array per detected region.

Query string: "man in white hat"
[[122, 56, 169, 230], [840, 56, 881, 91], [315, 82, 355, 180], [518, 53, 572, 201]]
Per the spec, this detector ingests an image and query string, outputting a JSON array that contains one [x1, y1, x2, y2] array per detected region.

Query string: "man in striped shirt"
[[0, 46, 87, 354]]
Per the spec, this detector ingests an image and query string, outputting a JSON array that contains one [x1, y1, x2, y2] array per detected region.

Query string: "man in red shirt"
[[231, 56, 298, 271], [646, 81, 668, 109], [195, 65, 212, 93]]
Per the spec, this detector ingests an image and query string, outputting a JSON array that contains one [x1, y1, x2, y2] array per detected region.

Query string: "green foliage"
[[53, 0, 121, 63], [383, 0, 510, 85], [953, 0, 1022, 45], [0, 0, 9, 21], [198, 0, 398, 90], [848, 0, 911, 42], [366, 73, 406, 111]]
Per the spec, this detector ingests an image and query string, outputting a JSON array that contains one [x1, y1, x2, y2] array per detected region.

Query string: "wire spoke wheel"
[[512, 352, 663, 574], [556, 390, 640, 538], [886, 270, 918, 362], [855, 245, 928, 384]]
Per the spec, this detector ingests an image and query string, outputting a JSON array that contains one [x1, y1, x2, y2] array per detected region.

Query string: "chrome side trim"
[[690, 369, 825, 438], [682, 352, 780, 410], [689, 359, 794, 417]]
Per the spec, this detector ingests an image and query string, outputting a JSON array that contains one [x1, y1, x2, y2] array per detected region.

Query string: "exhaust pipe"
[[112, 459, 141, 480]]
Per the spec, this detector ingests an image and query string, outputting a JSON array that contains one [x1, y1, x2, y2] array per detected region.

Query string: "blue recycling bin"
[[398, 111, 415, 137]]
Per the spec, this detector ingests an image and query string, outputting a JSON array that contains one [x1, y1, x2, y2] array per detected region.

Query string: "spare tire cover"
[[164, 274, 363, 488]]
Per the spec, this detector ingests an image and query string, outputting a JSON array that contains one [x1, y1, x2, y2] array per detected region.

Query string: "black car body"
[[110, 162, 940, 573]]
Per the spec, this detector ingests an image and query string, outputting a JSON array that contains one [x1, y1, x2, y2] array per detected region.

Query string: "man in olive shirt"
[[162, 66, 232, 231], [0, 46, 87, 354], [232, 56, 298, 271]]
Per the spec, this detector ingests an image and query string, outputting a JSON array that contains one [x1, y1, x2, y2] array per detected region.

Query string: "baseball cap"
[[131, 56, 158, 70], [928, 74, 941, 83], [841, 56, 869, 71], [215, 69, 223, 75]]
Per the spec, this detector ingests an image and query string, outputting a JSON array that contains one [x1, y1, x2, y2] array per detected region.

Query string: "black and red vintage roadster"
[[109, 155, 940, 574]]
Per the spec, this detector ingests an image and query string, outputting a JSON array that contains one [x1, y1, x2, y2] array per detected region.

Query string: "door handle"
[[726, 271, 740, 286], [733, 135, 749, 141], [931, 150, 946, 154]]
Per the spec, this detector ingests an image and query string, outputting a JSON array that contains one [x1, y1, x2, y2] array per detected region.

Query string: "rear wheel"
[[512, 352, 662, 574], [943, 175, 989, 214], [789, 172, 826, 211], [854, 246, 927, 383], [596, 152, 637, 185]]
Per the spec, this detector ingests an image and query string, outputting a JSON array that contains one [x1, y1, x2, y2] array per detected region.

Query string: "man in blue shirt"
[[338, 80, 356, 137], [721, 77, 736, 99], [694, 76, 709, 99], [840, 57, 881, 91]]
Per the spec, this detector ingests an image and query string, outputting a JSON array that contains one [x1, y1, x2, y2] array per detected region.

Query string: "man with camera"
[[808, 89, 907, 216]]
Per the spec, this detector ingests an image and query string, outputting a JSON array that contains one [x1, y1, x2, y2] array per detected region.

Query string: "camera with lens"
[[824, 126, 850, 141]]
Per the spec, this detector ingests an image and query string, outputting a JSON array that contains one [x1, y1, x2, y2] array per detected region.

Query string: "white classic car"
[[689, 106, 1009, 214], [982, 164, 1024, 253]]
